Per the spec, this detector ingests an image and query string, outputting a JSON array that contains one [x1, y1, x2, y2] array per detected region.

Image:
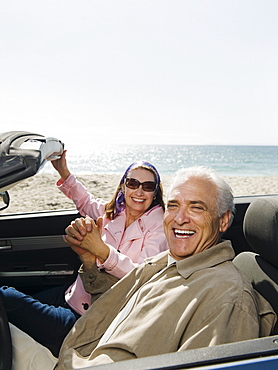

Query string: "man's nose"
[[174, 207, 190, 224]]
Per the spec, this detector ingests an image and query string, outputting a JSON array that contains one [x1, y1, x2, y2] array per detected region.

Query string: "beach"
[[3, 173, 278, 214]]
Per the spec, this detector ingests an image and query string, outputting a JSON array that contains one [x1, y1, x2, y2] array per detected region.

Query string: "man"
[[53, 165, 275, 368], [11, 166, 276, 369]]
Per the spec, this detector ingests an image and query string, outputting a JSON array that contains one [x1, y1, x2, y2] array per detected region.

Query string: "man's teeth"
[[174, 229, 195, 238]]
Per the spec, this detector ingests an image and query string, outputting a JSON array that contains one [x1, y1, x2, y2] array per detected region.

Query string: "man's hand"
[[64, 216, 93, 245], [64, 216, 109, 267]]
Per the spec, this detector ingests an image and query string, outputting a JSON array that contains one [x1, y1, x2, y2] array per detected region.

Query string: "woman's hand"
[[78, 217, 110, 263], [64, 217, 95, 268], [64, 216, 110, 266], [51, 150, 71, 181], [64, 216, 93, 243]]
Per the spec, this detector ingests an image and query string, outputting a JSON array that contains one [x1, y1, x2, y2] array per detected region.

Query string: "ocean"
[[42, 145, 278, 177]]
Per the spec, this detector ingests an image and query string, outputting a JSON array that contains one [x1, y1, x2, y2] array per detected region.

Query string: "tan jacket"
[[55, 241, 276, 369]]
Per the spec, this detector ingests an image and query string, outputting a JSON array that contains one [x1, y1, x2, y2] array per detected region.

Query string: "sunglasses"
[[125, 177, 157, 192]]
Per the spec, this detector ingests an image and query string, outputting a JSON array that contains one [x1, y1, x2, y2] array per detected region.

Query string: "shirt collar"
[[175, 240, 235, 279], [167, 254, 177, 266]]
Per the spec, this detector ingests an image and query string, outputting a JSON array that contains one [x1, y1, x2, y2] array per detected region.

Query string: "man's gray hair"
[[167, 166, 235, 225]]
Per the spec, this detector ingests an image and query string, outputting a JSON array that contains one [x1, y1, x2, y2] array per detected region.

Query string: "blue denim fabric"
[[0, 285, 80, 357]]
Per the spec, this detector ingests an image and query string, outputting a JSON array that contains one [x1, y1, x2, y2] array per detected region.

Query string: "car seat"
[[233, 196, 278, 334]]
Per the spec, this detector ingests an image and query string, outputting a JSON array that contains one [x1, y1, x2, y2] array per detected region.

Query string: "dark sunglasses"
[[125, 177, 157, 192]]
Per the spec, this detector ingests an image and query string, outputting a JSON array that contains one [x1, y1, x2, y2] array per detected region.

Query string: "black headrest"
[[243, 197, 278, 268]]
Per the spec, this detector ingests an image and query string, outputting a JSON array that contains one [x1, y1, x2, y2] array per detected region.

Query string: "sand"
[[2, 173, 278, 214]]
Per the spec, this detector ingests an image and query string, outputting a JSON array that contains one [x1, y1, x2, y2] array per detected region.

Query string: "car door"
[[0, 209, 81, 295]]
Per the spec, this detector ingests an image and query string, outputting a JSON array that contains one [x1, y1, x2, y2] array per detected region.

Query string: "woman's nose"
[[135, 185, 144, 195]]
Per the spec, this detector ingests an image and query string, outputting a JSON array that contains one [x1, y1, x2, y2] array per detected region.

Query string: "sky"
[[1, 0, 278, 150]]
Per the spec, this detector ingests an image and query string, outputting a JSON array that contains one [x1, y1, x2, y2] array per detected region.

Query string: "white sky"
[[1, 0, 278, 149]]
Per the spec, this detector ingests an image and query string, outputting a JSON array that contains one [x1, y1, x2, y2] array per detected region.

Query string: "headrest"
[[243, 197, 278, 268]]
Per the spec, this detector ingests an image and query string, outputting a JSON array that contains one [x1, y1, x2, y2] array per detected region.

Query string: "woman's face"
[[124, 168, 156, 218]]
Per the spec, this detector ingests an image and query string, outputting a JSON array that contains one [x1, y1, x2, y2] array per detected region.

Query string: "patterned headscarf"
[[115, 161, 161, 217]]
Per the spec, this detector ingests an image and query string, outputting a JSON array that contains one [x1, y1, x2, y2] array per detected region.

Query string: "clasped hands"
[[64, 216, 110, 268]]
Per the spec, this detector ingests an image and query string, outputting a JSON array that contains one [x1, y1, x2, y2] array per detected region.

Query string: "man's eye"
[[192, 206, 204, 211], [167, 203, 177, 209]]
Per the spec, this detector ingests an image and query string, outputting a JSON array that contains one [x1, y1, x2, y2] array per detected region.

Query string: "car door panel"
[[0, 210, 81, 294]]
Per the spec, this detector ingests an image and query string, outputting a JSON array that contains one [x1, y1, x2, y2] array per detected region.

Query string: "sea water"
[[43, 145, 278, 177]]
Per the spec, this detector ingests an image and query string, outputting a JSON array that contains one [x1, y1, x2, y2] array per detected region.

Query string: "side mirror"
[[0, 192, 10, 211]]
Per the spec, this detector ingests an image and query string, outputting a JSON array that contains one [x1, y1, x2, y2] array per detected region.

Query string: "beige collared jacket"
[[55, 241, 276, 369]]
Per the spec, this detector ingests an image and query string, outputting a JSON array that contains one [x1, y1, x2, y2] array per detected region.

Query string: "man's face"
[[164, 177, 230, 260]]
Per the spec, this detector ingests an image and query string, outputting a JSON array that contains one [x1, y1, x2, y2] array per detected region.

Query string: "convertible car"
[[1, 131, 278, 370]]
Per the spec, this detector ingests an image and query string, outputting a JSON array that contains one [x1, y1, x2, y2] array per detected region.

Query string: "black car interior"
[[234, 196, 278, 334]]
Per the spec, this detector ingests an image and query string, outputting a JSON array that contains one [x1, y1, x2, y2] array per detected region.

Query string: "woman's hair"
[[167, 166, 235, 226], [105, 161, 164, 220]]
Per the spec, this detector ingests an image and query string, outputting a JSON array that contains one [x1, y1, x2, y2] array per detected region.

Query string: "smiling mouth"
[[132, 198, 145, 203], [174, 229, 195, 238]]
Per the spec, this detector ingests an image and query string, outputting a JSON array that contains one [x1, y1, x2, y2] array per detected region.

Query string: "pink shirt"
[[57, 174, 168, 314]]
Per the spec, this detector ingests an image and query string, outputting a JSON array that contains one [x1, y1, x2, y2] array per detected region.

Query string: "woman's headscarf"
[[115, 161, 161, 217]]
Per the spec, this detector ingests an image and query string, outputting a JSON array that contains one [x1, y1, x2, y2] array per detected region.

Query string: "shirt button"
[[82, 303, 89, 310]]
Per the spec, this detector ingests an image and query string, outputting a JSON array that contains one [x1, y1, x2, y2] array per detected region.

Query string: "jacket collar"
[[104, 206, 162, 244]]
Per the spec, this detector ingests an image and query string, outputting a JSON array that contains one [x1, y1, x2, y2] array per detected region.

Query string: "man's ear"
[[219, 210, 232, 233]]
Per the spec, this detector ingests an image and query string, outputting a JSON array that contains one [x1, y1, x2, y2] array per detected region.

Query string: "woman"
[[1, 152, 168, 357], [54, 151, 168, 316]]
